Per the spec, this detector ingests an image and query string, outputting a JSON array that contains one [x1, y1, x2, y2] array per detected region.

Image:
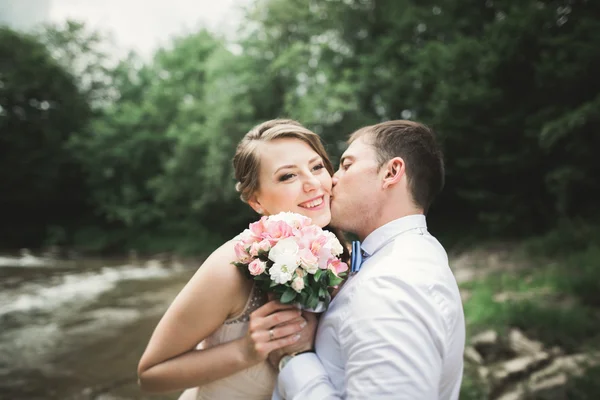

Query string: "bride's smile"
[[298, 195, 326, 210]]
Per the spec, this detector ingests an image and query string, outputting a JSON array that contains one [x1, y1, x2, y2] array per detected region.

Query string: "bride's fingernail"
[[300, 321, 307, 328], [294, 334, 301, 341]]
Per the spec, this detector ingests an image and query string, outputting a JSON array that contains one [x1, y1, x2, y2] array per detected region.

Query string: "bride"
[[137, 119, 349, 399]]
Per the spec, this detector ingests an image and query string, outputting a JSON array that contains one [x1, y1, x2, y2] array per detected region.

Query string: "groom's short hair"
[[349, 120, 445, 213]]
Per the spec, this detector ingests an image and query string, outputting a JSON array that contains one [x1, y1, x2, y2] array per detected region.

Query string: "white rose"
[[291, 276, 305, 293], [268, 211, 310, 229], [325, 231, 344, 255], [301, 259, 318, 274], [269, 263, 294, 284], [268, 237, 300, 265]]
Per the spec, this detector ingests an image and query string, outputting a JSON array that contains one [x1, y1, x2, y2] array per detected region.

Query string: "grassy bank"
[[457, 232, 600, 399]]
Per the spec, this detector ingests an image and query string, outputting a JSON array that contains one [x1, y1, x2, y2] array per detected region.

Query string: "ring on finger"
[[268, 329, 275, 341]]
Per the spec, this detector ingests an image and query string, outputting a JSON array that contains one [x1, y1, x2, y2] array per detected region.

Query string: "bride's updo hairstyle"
[[232, 118, 349, 263]]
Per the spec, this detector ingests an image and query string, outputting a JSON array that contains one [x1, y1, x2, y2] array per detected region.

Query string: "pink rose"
[[234, 241, 252, 263], [327, 258, 349, 275], [258, 239, 271, 252], [298, 248, 319, 274], [250, 239, 272, 256], [263, 220, 294, 245], [297, 225, 322, 248], [309, 234, 328, 256], [249, 242, 261, 257], [249, 218, 267, 237], [248, 259, 267, 276], [309, 234, 332, 270], [291, 276, 305, 292]]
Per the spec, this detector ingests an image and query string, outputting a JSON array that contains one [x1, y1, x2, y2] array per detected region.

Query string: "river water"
[[0, 253, 197, 400]]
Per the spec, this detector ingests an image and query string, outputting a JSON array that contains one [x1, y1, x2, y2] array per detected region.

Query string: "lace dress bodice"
[[191, 283, 277, 400]]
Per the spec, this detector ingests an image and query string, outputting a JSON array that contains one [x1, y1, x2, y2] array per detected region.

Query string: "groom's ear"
[[382, 157, 405, 189]]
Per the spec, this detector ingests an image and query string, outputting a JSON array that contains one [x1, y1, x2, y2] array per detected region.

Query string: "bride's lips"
[[298, 195, 327, 211]]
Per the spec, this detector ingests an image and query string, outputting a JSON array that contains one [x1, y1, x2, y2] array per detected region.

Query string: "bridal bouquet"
[[232, 212, 348, 312]]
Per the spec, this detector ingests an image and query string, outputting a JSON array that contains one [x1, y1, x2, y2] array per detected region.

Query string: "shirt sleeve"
[[275, 273, 448, 400], [274, 352, 339, 399]]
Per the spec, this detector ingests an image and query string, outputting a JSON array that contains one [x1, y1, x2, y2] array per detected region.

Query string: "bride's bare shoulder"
[[194, 238, 246, 285]]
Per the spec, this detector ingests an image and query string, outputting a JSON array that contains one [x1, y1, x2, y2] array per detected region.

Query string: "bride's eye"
[[279, 173, 295, 182], [312, 163, 325, 172]]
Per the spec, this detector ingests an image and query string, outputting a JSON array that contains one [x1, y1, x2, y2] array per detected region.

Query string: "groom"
[[271, 120, 465, 399]]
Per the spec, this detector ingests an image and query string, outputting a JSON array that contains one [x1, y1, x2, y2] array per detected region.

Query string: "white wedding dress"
[[178, 283, 277, 400]]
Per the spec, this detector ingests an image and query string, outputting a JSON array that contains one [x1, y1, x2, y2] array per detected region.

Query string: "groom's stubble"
[[329, 137, 383, 239]]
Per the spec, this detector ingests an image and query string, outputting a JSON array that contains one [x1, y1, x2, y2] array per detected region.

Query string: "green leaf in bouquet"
[[280, 287, 298, 304], [256, 281, 271, 292], [269, 280, 279, 288], [307, 292, 319, 309], [271, 285, 287, 294], [318, 286, 327, 299], [314, 269, 323, 281], [320, 289, 332, 307], [299, 291, 309, 305], [327, 270, 343, 287]]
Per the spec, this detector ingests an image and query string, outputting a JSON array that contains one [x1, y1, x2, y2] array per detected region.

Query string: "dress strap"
[[224, 283, 266, 325]]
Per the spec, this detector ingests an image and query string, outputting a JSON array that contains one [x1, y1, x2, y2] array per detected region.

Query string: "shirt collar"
[[361, 214, 427, 256]]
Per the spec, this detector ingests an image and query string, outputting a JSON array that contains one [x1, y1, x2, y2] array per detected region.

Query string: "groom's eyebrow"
[[274, 156, 322, 174]]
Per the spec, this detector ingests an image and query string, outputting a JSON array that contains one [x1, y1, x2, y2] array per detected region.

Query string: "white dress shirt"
[[274, 214, 465, 399]]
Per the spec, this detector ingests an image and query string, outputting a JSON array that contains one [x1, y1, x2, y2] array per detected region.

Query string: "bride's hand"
[[240, 301, 306, 364], [267, 310, 318, 369]]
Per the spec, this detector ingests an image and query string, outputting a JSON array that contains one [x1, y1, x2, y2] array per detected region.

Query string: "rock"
[[494, 373, 568, 400], [508, 328, 544, 356], [465, 345, 484, 364], [478, 366, 490, 380], [528, 373, 568, 399], [491, 352, 600, 400], [471, 329, 499, 348], [530, 352, 600, 382], [495, 388, 524, 400], [491, 352, 553, 388], [470, 329, 502, 362]]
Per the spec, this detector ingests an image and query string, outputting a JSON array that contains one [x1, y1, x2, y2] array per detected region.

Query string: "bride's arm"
[[137, 241, 305, 393]]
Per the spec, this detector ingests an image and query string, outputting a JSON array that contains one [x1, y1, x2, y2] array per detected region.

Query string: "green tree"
[[0, 27, 91, 248], [241, 0, 600, 237]]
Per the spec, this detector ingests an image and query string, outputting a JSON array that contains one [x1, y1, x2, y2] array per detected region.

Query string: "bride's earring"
[[257, 208, 263, 215]]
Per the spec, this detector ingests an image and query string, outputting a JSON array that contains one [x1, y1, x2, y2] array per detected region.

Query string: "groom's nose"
[[332, 176, 339, 186]]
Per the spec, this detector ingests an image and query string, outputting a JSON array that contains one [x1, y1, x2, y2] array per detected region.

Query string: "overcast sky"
[[1, 0, 247, 56]]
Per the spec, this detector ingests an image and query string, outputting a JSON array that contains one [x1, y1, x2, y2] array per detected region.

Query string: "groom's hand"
[[268, 311, 318, 369]]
